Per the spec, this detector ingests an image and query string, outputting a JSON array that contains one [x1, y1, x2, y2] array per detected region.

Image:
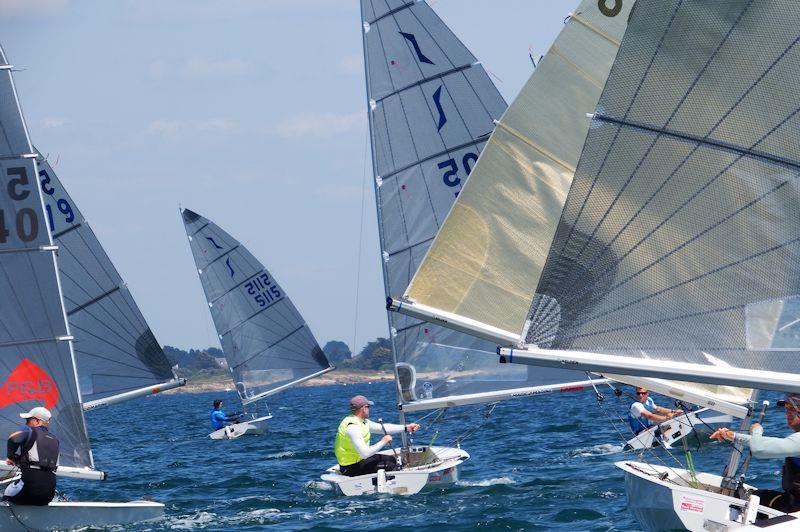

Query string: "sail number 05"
[[0, 167, 39, 243], [438, 152, 478, 188]]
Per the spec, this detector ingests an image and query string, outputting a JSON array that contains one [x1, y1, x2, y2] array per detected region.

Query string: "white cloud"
[[273, 111, 364, 138], [147, 57, 253, 80], [147, 118, 239, 139], [339, 55, 363, 75], [0, 0, 68, 17], [41, 117, 68, 129]]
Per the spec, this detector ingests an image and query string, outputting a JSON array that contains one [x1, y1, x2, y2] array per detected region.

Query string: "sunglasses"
[[636, 392, 649, 395]]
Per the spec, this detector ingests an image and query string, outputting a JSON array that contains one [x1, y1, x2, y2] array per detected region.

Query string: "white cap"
[[20, 407, 52, 422]]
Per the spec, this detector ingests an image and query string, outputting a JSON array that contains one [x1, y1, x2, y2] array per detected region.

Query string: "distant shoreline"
[[168, 369, 394, 394]]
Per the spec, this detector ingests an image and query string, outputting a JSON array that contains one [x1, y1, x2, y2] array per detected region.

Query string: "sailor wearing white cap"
[[333, 395, 420, 477], [710, 393, 800, 512], [3, 406, 60, 506]]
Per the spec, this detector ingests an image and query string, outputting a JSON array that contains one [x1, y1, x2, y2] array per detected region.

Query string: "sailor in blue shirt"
[[210, 400, 240, 430], [628, 387, 682, 435]]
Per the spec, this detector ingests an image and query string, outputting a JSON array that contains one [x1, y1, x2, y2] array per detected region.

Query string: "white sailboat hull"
[[625, 408, 732, 451], [617, 461, 784, 531], [321, 445, 469, 496], [208, 414, 273, 440], [0, 500, 163, 531]]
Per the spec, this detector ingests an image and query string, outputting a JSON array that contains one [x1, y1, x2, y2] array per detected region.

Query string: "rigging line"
[[352, 121, 370, 355]]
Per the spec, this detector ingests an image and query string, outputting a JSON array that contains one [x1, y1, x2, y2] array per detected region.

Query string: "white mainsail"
[[36, 155, 184, 410], [182, 209, 333, 407], [501, 0, 800, 393], [0, 46, 93, 471], [397, 0, 634, 343], [361, 0, 598, 413]]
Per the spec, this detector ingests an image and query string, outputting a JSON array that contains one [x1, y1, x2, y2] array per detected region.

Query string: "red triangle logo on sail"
[[0, 358, 59, 410]]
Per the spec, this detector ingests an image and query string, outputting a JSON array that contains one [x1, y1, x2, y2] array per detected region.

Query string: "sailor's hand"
[[710, 427, 735, 442], [673, 409, 684, 416], [406, 423, 420, 433], [380, 434, 392, 445], [5, 458, 14, 466], [750, 423, 762, 434]]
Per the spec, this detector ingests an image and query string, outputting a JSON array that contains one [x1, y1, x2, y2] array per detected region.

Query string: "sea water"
[[61, 382, 787, 531]]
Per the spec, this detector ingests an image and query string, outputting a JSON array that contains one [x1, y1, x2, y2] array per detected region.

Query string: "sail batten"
[[182, 209, 333, 404]]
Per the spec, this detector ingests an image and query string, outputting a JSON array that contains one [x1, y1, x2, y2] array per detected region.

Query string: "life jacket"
[[334, 415, 370, 466], [628, 397, 656, 434], [20, 426, 59, 472]]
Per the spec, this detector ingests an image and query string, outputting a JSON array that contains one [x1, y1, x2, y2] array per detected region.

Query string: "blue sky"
[[1, 0, 579, 353]]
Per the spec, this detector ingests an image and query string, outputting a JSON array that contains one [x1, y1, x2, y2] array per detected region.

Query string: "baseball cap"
[[20, 407, 52, 422], [349, 395, 374, 410], [778, 393, 800, 410]]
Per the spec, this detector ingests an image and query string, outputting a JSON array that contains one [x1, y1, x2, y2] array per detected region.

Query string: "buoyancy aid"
[[334, 415, 370, 466], [20, 426, 59, 472]]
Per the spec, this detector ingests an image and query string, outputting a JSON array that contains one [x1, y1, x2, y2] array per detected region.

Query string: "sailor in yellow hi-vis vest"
[[334, 395, 419, 477]]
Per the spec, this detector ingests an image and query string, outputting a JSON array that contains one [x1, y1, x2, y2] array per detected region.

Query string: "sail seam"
[[366, 1, 416, 25], [568, 13, 621, 47], [548, 46, 605, 90], [493, 121, 576, 173], [204, 245, 240, 269], [374, 63, 473, 104], [190, 222, 210, 236], [210, 269, 266, 305], [219, 296, 286, 336], [66, 286, 122, 316]]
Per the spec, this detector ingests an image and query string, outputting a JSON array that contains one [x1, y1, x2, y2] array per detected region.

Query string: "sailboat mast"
[[358, 3, 407, 448], [720, 389, 760, 494]]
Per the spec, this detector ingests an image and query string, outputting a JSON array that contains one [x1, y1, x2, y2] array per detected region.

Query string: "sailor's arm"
[[366, 420, 420, 435], [733, 426, 800, 459], [345, 424, 390, 459], [6, 429, 27, 465]]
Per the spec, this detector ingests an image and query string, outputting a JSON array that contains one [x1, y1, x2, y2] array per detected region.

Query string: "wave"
[[457, 476, 515, 487], [569, 443, 624, 457]]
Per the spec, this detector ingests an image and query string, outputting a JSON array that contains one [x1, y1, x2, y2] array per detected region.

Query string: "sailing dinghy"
[[492, 0, 800, 528], [181, 209, 334, 440], [0, 44, 163, 530], [319, 0, 606, 497]]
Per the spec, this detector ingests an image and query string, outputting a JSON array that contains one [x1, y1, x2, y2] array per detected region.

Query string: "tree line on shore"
[[164, 337, 394, 380]]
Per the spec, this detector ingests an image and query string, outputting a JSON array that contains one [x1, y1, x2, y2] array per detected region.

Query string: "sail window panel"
[[377, 141, 487, 256], [362, 0, 414, 23], [403, 0, 634, 336], [746, 296, 800, 351]]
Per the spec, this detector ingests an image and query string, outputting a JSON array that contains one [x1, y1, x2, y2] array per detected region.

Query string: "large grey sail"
[[0, 46, 92, 468], [362, 0, 583, 408], [35, 155, 177, 403], [525, 0, 800, 382], [182, 209, 332, 405]]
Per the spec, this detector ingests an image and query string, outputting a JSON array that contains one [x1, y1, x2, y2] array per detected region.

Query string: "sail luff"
[[0, 44, 93, 469]]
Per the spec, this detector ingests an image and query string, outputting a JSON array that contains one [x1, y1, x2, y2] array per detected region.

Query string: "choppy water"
[[60, 383, 788, 531]]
